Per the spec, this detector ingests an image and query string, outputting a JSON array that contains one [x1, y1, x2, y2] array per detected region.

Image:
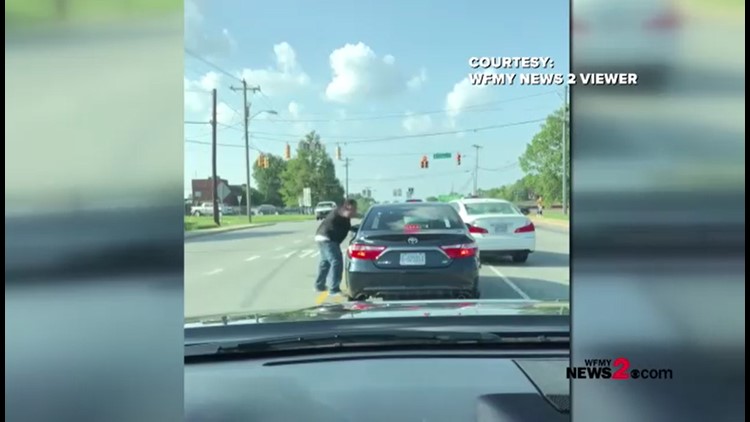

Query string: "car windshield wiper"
[[185, 329, 569, 356]]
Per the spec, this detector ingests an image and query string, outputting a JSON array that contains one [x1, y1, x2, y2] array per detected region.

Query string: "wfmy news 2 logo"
[[567, 358, 673, 380]]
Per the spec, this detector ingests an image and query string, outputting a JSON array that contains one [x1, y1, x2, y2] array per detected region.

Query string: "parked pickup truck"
[[314, 201, 337, 220], [191, 202, 235, 216]]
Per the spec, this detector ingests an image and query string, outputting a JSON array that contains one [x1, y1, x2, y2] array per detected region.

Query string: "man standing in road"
[[314, 198, 358, 296]]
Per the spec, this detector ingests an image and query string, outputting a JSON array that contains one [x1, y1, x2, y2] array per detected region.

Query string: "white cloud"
[[184, 0, 236, 58], [184, 71, 222, 114], [216, 102, 236, 125], [444, 72, 494, 127], [288, 101, 303, 118], [325, 42, 425, 104], [402, 112, 433, 133], [240, 42, 310, 96], [407, 68, 428, 90]]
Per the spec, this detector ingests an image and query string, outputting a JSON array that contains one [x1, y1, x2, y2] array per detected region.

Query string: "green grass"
[[184, 214, 315, 231], [537, 210, 570, 222], [6, 0, 180, 28]]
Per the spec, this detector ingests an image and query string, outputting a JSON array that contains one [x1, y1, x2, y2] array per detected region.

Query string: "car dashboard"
[[185, 317, 570, 422]]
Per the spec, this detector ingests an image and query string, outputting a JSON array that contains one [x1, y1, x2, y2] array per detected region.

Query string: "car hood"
[[184, 299, 569, 328]]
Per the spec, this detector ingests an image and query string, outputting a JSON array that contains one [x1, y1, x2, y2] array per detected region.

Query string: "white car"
[[449, 198, 535, 263], [314, 201, 337, 220], [573, 0, 681, 88]]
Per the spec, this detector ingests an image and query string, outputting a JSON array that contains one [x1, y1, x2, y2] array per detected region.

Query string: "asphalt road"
[[184, 221, 569, 318]]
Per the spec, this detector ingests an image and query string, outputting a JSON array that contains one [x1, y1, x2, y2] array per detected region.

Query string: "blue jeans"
[[315, 241, 343, 292]]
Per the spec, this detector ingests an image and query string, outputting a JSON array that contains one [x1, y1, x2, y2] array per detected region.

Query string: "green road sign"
[[433, 152, 452, 159]]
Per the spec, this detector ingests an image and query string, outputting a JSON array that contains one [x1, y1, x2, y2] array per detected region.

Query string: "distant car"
[[314, 201, 337, 220], [191, 202, 235, 216], [573, 0, 680, 88], [256, 204, 279, 215], [449, 198, 535, 263], [344, 202, 481, 301]]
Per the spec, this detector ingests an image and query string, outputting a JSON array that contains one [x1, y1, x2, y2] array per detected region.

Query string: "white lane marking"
[[488, 266, 531, 300], [275, 250, 297, 259], [298, 249, 314, 258], [274, 246, 284, 251], [310, 250, 320, 258], [293, 239, 302, 244], [204, 268, 224, 276], [244, 256, 260, 262]]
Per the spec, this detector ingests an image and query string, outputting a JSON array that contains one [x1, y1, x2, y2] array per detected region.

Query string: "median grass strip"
[[184, 214, 315, 231]]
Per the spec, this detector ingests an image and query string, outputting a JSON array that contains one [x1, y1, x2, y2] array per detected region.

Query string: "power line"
[[344, 118, 546, 145], [264, 91, 556, 123], [233, 116, 547, 145], [184, 48, 241, 82]]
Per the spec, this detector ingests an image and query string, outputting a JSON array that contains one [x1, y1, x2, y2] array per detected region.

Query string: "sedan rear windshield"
[[464, 202, 519, 215], [363, 206, 464, 231]]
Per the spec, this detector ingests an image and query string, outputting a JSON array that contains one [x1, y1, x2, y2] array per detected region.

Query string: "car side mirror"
[[350, 224, 360, 233], [521, 208, 530, 215]]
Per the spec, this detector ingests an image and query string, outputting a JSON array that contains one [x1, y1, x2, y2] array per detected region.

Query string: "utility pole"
[[211, 88, 220, 226], [230, 80, 261, 223], [471, 144, 482, 195], [343, 157, 352, 198], [561, 85, 569, 215]]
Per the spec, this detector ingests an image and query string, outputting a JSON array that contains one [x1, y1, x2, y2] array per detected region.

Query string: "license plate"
[[492, 224, 508, 233], [399, 252, 426, 266]]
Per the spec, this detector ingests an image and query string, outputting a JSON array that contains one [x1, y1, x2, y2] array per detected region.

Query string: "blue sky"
[[184, 0, 569, 202]]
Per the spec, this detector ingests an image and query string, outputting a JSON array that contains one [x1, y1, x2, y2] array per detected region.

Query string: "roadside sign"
[[433, 152, 451, 159], [217, 182, 231, 200], [302, 187, 312, 207]]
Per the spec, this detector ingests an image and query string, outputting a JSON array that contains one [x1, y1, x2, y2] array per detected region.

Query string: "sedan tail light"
[[348, 244, 386, 260], [514, 222, 535, 233], [441, 243, 478, 259], [467, 224, 488, 234]]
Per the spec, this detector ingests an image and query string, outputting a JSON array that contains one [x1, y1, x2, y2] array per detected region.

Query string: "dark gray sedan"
[[344, 202, 481, 301]]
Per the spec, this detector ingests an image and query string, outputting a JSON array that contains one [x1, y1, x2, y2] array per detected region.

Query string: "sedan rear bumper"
[[346, 258, 479, 299], [474, 234, 535, 253]]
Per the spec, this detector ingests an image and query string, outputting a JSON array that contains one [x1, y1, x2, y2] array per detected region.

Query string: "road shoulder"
[[530, 216, 569, 230], [184, 223, 275, 239]]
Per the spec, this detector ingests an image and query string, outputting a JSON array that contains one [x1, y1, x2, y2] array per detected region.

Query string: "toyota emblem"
[[407, 237, 418, 245]]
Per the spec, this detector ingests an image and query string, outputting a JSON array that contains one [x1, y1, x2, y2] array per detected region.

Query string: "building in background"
[[191, 177, 240, 206]]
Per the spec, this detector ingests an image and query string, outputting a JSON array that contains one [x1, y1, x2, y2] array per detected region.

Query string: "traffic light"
[[336, 146, 342, 161], [284, 143, 291, 160], [420, 155, 429, 169], [456, 153, 462, 166], [263, 155, 270, 168], [257, 154, 264, 168]]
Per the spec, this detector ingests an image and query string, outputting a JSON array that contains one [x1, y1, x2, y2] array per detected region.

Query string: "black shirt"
[[315, 208, 351, 244]]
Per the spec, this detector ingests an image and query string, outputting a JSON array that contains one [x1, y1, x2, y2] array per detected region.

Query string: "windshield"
[[465, 202, 519, 215], [183, 0, 570, 327], [363, 205, 464, 231]]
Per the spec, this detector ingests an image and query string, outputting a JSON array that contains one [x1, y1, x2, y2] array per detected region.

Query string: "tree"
[[252, 154, 286, 207], [280, 131, 345, 207], [518, 107, 569, 203], [347, 193, 375, 216]]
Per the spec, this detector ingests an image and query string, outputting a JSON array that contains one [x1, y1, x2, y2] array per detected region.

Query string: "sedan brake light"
[[514, 222, 535, 233], [467, 224, 488, 234], [348, 244, 386, 260], [441, 243, 478, 259]]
